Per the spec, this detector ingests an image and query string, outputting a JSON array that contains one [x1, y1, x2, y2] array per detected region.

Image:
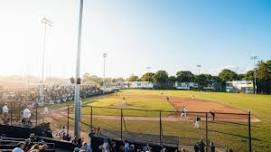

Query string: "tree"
[[244, 70, 254, 81], [127, 75, 139, 82], [141, 72, 155, 82], [195, 74, 210, 89], [154, 70, 169, 88], [168, 76, 177, 88], [176, 71, 194, 82], [256, 61, 271, 94], [82, 73, 103, 85], [218, 69, 238, 82]]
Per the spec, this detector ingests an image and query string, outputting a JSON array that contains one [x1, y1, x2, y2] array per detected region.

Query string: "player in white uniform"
[[180, 106, 188, 118]]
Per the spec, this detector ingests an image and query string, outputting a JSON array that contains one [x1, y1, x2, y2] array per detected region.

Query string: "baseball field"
[[48, 89, 271, 151]]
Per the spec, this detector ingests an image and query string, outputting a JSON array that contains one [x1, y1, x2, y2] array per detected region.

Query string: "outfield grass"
[[80, 89, 271, 151]]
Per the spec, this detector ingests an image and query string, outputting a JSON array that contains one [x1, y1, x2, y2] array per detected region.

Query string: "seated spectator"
[[63, 133, 71, 141], [12, 142, 25, 152]]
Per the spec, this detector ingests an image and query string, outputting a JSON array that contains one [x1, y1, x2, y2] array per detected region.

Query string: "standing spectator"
[[194, 142, 199, 152], [111, 142, 117, 152], [12, 142, 25, 152], [194, 115, 201, 129], [102, 138, 110, 152], [199, 140, 205, 152], [210, 110, 216, 121], [210, 142, 215, 152], [2, 103, 9, 124], [124, 140, 130, 152], [22, 106, 31, 125]]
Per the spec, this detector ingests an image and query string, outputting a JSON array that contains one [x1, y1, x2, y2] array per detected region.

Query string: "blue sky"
[[0, 0, 270, 78]]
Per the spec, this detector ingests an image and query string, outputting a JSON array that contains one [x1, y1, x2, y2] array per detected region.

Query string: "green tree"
[[82, 73, 102, 85], [127, 75, 139, 82], [141, 72, 155, 82], [256, 61, 271, 94], [176, 71, 194, 82], [168, 76, 177, 88], [245, 70, 254, 81], [154, 70, 169, 88], [218, 69, 238, 82], [195, 74, 211, 89]]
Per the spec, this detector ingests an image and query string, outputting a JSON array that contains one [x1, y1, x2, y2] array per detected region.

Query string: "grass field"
[[73, 89, 271, 151], [45, 89, 271, 151]]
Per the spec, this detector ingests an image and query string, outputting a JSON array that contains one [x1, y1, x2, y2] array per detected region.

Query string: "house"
[[175, 82, 198, 90], [226, 80, 254, 93], [129, 81, 154, 89]]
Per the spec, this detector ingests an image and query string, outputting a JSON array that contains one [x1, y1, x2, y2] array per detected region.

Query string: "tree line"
[[127, 60, 271, 93], [81, 60, 271, 94]]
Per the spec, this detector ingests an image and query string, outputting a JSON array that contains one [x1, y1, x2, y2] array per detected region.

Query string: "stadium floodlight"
[[250, 56, 258, 94], [196, 65, 201, 75], [146, 66, 152, 83], [39, 17, 53, 105], [74, 0, 84, 138], [103, 53, 107, 93]]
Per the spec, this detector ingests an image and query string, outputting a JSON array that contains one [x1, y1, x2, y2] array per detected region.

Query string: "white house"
[[129, 81, 154, 89], [175, 82, 198, 90], [226, 80, 254, 93]]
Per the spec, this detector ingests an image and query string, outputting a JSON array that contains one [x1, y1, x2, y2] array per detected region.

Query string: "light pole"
[[251, 56, 258, 94], [146, 66, 151, 83], [103, 53, 107, 93], [74, 0, 84, 138], [40, 17, 53, 105], [196, 65, 201, 75]]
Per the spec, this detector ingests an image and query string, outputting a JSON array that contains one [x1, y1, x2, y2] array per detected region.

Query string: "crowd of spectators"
[[11, 133, 50, 152], [0, 84, 102, 104]]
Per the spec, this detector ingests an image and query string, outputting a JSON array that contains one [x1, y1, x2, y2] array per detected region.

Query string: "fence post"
[[67, 105, 70, 135], [159, 110, 162, 146], [35, 102, 38, 126], [10, 102, 13, 125], [90, 106, 93, 132], [121, 108, 123, 141], [206, 112, 208, 152], [248, 111, 252, 152]]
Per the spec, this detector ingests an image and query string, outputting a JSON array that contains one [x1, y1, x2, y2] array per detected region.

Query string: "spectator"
[[194, 115, 200, 129], [194, 142, 199, 152], [102, 138, 110, 152], [199, 140, 205, 152], [2, 103, 9, 124], [210, 142, 215, 152], [22, 106, 31, 126], [12, 142, 25, 152], [124, 140, 130, 152], [74, 147, 80, 152], [111, 141, 117, 152]]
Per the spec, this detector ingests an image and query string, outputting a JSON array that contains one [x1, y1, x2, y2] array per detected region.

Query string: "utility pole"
[[251, 56, 258, 94], [40, 17, 53, 106], [74, 0, 84, 138]]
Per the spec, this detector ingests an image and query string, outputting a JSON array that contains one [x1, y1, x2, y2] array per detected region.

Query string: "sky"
[[0, 0, 270, 78]]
